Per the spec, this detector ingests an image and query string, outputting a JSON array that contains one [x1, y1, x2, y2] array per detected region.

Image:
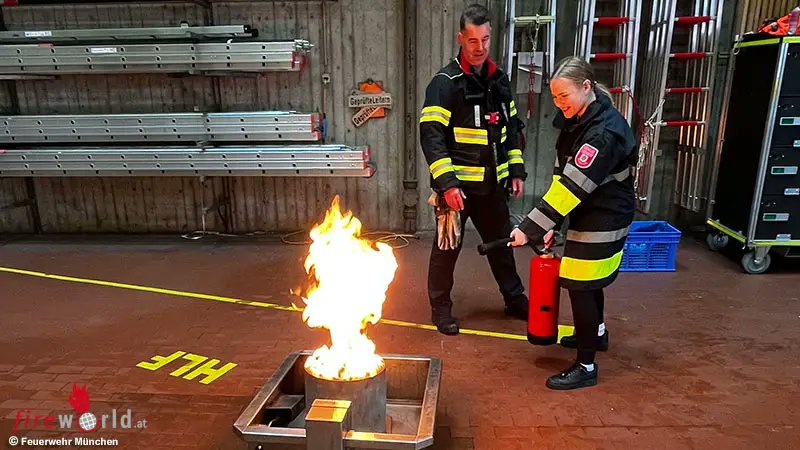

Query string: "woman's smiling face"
[[550, 77, 593, 119]]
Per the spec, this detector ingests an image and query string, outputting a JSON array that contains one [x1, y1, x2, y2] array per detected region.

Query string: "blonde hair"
[[552, 56, 614, 107]]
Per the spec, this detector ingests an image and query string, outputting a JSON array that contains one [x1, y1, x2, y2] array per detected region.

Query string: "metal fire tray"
[[233, 351, 442, 450]]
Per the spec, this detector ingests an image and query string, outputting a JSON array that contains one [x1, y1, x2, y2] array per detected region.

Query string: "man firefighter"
[[420, 4, 528, 336]]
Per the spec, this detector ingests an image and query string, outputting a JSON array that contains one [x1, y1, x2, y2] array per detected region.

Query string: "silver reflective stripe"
[[563, 163, 598, 193], [554, 156, 560, 168], [566, 226, 630, 243], [528, 208, 556, 230], [601, 167, 632, 185]]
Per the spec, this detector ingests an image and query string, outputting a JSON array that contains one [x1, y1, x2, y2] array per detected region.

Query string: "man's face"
[[457, 22, 491, 67]]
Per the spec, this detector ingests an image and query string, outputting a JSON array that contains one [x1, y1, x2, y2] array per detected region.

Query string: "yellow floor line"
[[0, 265, 574, 342]]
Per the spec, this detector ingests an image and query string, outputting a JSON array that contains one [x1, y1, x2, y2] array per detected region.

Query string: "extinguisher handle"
[[532, 244, 549, 256]]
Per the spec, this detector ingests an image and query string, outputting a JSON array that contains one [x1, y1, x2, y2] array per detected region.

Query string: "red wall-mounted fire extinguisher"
[[477, 236, 561, 346]]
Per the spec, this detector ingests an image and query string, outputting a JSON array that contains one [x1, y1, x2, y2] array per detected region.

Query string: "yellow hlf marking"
[[136, 350, 236, 384], [169, 353, 209, 377], [136, 351, 186, 371], [183, 359, 238, 385]]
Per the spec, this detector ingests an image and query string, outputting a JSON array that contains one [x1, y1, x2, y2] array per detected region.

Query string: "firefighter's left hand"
[[511, 178, 524, 198], [509, 227, 529, 247]]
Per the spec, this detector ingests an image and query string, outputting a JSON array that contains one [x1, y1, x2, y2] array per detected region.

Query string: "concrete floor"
[[0, 231, 798, 450]]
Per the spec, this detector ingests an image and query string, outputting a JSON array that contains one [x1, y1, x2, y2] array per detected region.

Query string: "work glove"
[[428, 190, 462, 251]]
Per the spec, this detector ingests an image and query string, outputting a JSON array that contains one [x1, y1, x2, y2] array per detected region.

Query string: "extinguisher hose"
[[477, 237, 513, 255], [477, 237, 547, 256]]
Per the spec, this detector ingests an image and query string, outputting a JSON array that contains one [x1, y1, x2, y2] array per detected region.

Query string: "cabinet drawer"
[[780, 44, 800, 97], [773, 115, 800, 147], [754, 194, 800, 240]]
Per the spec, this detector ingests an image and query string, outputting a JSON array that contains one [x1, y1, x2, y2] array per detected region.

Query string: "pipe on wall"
[[403, 0, 418, 234]]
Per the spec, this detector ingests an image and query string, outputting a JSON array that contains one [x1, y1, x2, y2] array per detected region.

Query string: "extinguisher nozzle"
[[477, 237, 513, 255]]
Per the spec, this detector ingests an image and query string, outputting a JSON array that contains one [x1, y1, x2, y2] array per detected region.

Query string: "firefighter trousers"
[[570, 288, 605, 364], [428, 186, 527, 315]]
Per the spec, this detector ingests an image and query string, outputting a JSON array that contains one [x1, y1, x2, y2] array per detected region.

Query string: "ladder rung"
[[659, 121, 705, 127], [665, 87, 709, 94], [674, 16, 713, 26], [593, 17, 632, 27], [591, 53, 629, 61], [670, 52, 712, 60]]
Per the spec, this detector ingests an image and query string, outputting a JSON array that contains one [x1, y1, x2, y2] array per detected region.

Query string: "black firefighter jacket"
[[419, 52, 527, 196], [519, 91, 638, 290]]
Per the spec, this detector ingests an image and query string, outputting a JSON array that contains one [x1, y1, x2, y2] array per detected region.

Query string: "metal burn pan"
[[233, 351, 442, 450]]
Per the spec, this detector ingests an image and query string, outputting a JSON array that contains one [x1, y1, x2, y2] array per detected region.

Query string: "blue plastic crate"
[[620, 221, 681, 272]]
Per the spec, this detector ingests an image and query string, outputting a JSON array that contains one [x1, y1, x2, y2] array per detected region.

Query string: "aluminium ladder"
[[0, 145, 375, 178], [0, 112, 324, 144], [636, 0, 724, 214], [574, 0, 643, 124]]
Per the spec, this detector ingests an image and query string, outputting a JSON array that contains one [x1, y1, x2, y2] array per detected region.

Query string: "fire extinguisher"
[[526, 246, 560, 345], [477, 235, 561, 346]]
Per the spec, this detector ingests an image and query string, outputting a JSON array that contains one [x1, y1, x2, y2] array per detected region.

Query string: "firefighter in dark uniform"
[[510, 57, 638, 390], [420, 4, 528, 336]]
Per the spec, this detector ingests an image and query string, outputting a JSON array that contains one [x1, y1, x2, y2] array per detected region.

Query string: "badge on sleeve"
[[575, 144, 599, 169]]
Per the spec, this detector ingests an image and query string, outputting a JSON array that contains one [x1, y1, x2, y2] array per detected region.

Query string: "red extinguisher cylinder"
[[528, 253, 561, 345]]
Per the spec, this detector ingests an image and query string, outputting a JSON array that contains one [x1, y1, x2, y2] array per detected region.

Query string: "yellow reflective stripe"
[[453, 165, 485, 182], [454, 137, 489, 145], [422, 106, 451, 118], [432, 166, 455, 179], [509, 101, 517, 117], [420, 106, 452, 126], [455, 137, 489, 145], [560, 250, 624, 281], [429, 158, 454, 179], [453, 127, 489, 145], [496, 162, 509, 180], [543, 179, 581, 216], [508, 149, 524, 165], [453, 127, 487, 136], [454, 165, 484, 173], [501, 126, 507, 143], [553, 175, 561, 182], [420, 115, 448, 126], [456, 174, 484, 181], [429, 157, 452, 172]]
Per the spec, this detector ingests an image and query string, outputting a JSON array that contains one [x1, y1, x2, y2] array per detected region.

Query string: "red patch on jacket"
[[575, 144, 599, 169]]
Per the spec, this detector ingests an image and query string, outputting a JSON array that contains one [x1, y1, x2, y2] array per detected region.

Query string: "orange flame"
[[300, 196, 398, 381], [69, 384, 90, 414]]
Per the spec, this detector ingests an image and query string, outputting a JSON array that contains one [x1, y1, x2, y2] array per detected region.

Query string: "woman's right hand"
[[543, 229, 555, 248], [509, 228, 529, 247]]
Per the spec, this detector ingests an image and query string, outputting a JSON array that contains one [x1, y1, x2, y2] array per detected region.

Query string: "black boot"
[[560, 330, 609, 351], [503, 296, 529, 321], [546, 362, 598, 390], [431, 308, 459, 336]]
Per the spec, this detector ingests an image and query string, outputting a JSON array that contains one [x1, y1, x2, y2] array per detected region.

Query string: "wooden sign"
[[349, 79, 391, 126]]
